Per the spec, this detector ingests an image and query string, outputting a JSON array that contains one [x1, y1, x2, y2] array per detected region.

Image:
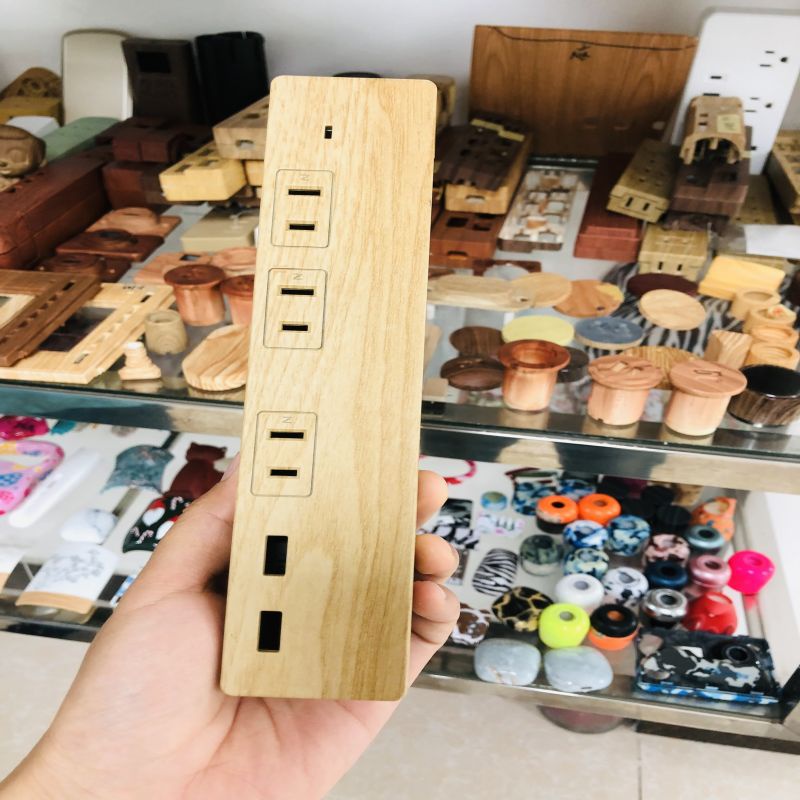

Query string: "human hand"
[[1, 463, 457, 800]]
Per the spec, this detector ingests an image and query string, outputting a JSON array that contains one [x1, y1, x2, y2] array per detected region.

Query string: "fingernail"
[[221, 453, 241, 481]]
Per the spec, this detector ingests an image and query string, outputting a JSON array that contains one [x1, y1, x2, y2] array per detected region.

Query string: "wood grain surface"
[[554, 279, 622, 318], [182, 324, 249, 390], [639, 289, 706, 331], [469, 26, 696, 156], [221, 76, 436, 700], [621, 345, 693, 390]]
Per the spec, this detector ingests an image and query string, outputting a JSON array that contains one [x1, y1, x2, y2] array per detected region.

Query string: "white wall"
[[4, 0, 800, 125]]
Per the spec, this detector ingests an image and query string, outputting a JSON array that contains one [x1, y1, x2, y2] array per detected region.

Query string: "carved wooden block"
[[574, 156, 643, 262], [180, 207, 260, 252], [0, 125, 45, 177], [42, 117, 118, 162], [766, 130, 800, 215], [680, 96, 747, 165], [607, 139, 678, 223], [159, 143, 246, 201], [430, 209, 504, 260], [103, 117, 211, 163], [245, 159, 264, 186], [102, 161, 169, 209], [56, 229, 163, 262], [732, 175, 778, 225], [497, 166, 580, 251], [704, 330, 752, 369], [0, 96, 61, 125], [37, 253, 130, 282], [698, 255, 785, 301], [637, 226, 708, 281], [670, 158, 749, 217], [213, 95, 270, 160], [87, 207, 180, 238], [183, 324, 249, 390]]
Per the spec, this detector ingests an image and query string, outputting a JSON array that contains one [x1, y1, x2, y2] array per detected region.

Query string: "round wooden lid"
[[449, 326, 503, 357], [39, 253, 104, 275], [575, 317, 644, 350], [626, 273, 698, 298], [588, 354, 663, 390], [502, 315, 574, 346], [497, 339, 571, 372], [621, 346, 693, 390], [440, 356, 503, 390], [639, 289, 706, 330], [555, 280, 623, 318], [669, 358, 747, 398], [220, 274, 255, 297], [164, 264, 225, 288], [512, 272, 572, 307]]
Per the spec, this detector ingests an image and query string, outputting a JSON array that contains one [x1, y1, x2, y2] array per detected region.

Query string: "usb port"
[[279, 287, 315, 296], [288, 187, 322, 196], [270, 468, 298, 477], [281, 323, 309, 332], [288, 222, 316, 231], [269, 430, 305, 439]]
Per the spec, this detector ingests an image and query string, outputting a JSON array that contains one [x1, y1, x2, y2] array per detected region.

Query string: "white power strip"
[[670, 10, 800, 173]]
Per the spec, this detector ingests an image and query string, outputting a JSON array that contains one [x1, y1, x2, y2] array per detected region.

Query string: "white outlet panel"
[[669, 10, 800, 173]]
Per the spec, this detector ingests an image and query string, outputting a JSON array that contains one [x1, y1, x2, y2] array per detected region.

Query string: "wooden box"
[[637, 226, 708, 281], [766, 130, 800, 215], [159, 143, 246, 202], [680, 96, 747, 165], [670, 158, 749, 217]]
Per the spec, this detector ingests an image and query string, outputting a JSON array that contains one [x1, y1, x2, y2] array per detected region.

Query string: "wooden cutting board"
[[427, 274, 538, 311], [469, 26, 697, 156], [182, 325, 249, 391]]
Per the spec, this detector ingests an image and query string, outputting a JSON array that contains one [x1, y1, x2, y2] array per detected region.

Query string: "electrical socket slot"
[[271, 169, 333, 247], [251, 412, 317, 496], [264, 535, 288, 576], [257, 611, 283, 652], [264, 269, 327, 349], [324, 125, 333, 139]]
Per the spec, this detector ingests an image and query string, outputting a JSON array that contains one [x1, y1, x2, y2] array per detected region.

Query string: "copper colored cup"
[[164, 264, 226, 326], [221, 274, 255, 325], [497, 339, 570, 412]]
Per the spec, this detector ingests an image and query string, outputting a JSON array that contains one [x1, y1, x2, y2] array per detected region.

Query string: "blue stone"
[[563, 547, 609, 579], [564, 520, 608, 549], [481, 491, 508, 511], [474, 639, 542, 686], [544, 646, 613, 693], [606, 515, 651, 556]]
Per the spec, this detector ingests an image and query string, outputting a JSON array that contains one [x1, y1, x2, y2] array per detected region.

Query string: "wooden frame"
[[0, 283, 173, 383], [0, 270, 99, 367]]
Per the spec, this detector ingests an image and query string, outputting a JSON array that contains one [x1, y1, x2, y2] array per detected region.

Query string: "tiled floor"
[[1, 633, 797, 799]]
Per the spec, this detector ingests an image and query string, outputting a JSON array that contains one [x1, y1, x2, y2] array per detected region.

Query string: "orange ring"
[[587, 626, 637, 651], [536, 494, 578, 525], [578, 493, 622, 525]]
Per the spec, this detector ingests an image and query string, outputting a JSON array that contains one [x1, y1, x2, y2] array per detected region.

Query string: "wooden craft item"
[[789, 268, 800, 307], [429, 210, 503, 261], [661, 210, 729, 234], [587, 354, 662, 425], [626, 273, 698, 298], [424, 323, 442, 368], [699, 255, 784, 301], [501, 315, 574, 346], [680, 96, 747, 165], [0, 125, 45, 177], [749, 324, 799, 348], [469, 26, 696, 156], [732, 175, 777, 225], [407, 75, 455, 133], [56, 229, 162, 263], [703, 330, 753, 370], [144, 309, 188, 354], [428, 255, 541, 275], [497, 167, 579, 251], [637, 227, 708, 282], [0, 175, 19, 192], [575, 317, 645, 351], [164, 264, 226, 326], [88, 207, 180, 238], [0, 284, 173, 383], [102, 160, 168, 209], [118, 341, 161, 380], [106, 117, 210, 163], [559, 347, 590, 383], [213, 95, 270, 160], [729, 289, 779, 322], [744, 304, 797, 334], [426, 273, 545, 311], [221, 275, 255, 325], [245, 159, 264, 186], [221, 76, 436, 700], [210, 246, 257, 277], [664, 358, 746, 436], [670, 158, 749, 217], [0, 271, 100, 366], [440, 355, 504, 391], [444, 132, 533, 215], [37, 253, 130, 282], [574, 156, 643, 262], [0, 67, 61, 101], [0, 96, 61, 125], [133, 252, 211, 285], [182, 324, 249, 390], [639, 289, 706, 331], [180, 207, 260, 252], [497, 339, 570, 411], [555, 279, 622, 318], [621, 345, 693, 390], [522, 272, 572, 308], [745, 342, 800, 370], [159, 143, 247, 202], [766, 130, 800, 215], [607, 139, 679, 223], [727, 365, 800, 428], [0, 155, 108, 269], [449, 326, 502, 357]]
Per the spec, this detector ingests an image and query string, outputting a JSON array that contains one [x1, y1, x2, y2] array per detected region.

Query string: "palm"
[[5, 469, 456, 800]]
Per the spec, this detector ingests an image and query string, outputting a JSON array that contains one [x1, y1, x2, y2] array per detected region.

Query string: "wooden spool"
[[664, 359, 746, 436], [729, 289, 780, 322], [221, 274, 255, 326], [587, 354, 662, 426], [621, 346, 694, 390], [145, 309, 188, 355], [164, 264, 226, 326], [497, 339, 570, 412]]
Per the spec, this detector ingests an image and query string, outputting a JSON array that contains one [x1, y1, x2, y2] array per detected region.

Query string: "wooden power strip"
[[220, 76, 436, 700]]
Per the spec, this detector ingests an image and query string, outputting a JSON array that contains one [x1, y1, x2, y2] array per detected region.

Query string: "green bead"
[[538, 603, 590, 649]]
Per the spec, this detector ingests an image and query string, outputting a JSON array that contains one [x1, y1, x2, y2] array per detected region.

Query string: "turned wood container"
[[745, 341, 800, 370], [727, 365, 800, 427], [729, 289, 779, 321], [750, 323, 800, 348], [587, 354, 662, 426], [743, 304, 797, 333], [145, 309, 188, 355], [664, 359, 746, 436], [221, 274, 255, 325], [497, 339, 570, 412], [164, 264, 226, 326], [210, 246, 257, 277]]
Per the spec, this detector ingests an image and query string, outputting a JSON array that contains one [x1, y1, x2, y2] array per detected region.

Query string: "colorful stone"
[[474, 639, 541, 686], [644, 561, 689, 590], [544, 646, 613, 693], [606, 515, 651, 556], [728, 550, 775, 594], [480, 491, 508, 511], [450, 604, 491, 646], [563, 546, 609, 579], [520, 533, 564, 576], [538, 603, 591, 648], [642, 533, 690, 567], [559, 477, 596, 500], [471, 548, 518, 595], [602, 566, 649, 607], [554, 573, 605, 611], [564, 519, 608, 549], [691, 496, 736, 541], [492, 586, 553, 632], [686, 524, 725, 555]]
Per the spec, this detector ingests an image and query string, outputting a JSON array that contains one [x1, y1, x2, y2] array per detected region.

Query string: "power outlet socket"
[[251, 411, 317, 496], [270, 169, 333, 247], [263, 268, 327, 349]]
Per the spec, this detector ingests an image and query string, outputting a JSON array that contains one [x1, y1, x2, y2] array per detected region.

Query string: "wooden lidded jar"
[[587, 354, 662, 426], [664, 359, 746, 436], [221, 274, 255, 325], [164, 264, 226, 326], [497, 339, 570, 412]]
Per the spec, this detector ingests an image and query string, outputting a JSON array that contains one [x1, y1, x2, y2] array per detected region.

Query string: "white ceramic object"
[[553, 573, 605, 612], [59, 508, 117, 544]]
